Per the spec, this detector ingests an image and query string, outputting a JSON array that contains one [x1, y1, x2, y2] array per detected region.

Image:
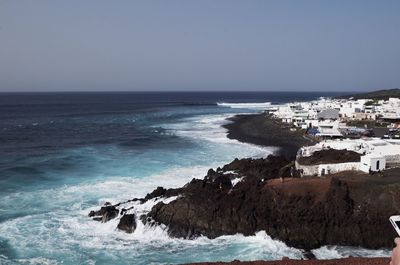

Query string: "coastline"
[[87, 110, 396, 264], [86, 106, 398, 264], [213, 113, 393, 265], [185, 257, 390, 265], [222, 113, 315, 159]]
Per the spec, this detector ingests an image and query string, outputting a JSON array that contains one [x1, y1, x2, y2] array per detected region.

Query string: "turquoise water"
[[0, 92, 388, 264]]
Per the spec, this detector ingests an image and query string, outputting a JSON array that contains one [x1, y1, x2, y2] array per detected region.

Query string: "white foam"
[[73, 191, 303, 261], [0, 172, 305, 262], [231, 177, 244, 187], [0, 165, 208, 213], [164, 113, 236, 144], [162, 113, 277, 157], [222, 170, 237, 175], [0, 165, 212, 263], [0, 256, 13, 265], [191, 231, 304, 260], [312, 245, 391, 259], [15, 257, 59, 265], [217, 102, 272, 110], [60, 196, 180, 250], [0, 257, 60, 265]]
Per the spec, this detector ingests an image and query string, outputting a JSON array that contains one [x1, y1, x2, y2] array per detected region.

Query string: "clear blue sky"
[[0, 0, 399, 92]]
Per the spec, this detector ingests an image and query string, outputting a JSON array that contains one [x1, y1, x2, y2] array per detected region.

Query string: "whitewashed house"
[[305, 119, 319, 128], [315, 109, 343, 138], [297, 137, 400, 176], [360, 154, 386, 173]]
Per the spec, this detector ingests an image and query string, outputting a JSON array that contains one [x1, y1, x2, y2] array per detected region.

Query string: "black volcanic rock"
[[147, 174, 265, 239], [89, 205, 119, 222], [88, 155, 400, 251], [213, 174, 233, 190], [144, 186, 182, 201], [222, 114, 315, 159], [147, 172, 400, 250], [297, 149, 361, 165], [221, 156, 294, 179], [117, 214, 136, 233]]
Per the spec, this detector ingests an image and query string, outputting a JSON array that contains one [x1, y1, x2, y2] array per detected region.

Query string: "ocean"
[[0, 92, 389, 265]]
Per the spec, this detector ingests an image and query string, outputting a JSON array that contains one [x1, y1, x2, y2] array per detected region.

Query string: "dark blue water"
[[0, 92, 336, 154], [2, 91, 385, 265]]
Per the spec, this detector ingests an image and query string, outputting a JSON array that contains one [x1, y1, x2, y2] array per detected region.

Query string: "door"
[[376, 160, 380, 170]]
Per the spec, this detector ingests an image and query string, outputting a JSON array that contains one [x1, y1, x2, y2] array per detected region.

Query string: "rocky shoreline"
[[88, 114, 399, 264], [148, 165, 400, 250], [185, 257, 390, 265], [222, 114, 315, 159], [89, 155, 400, 248]]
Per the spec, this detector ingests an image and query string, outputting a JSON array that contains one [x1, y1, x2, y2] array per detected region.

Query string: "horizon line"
[[0, 87, 397, 94], [0, 89, 371, 94]]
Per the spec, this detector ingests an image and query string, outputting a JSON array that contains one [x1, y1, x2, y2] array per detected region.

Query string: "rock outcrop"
[[144, 186, 182, 201], [88, 155, 400, 251], [89, 205, 119, 222], [147, 167, 400, 250], [117, 214, 136, 233], [221, 156, 294, 179]]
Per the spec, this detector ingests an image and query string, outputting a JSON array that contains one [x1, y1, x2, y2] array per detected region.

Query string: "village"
[[266, 95, 400, 177]]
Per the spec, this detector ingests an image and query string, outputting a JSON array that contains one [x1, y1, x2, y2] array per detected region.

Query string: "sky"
[[0, 0, 399, 92]]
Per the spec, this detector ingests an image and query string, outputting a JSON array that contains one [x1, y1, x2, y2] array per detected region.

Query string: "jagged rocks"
[[147, 174, 400, 250], [117, 214, 136, 233], [144, 186, 182, 201], [221, 156, 295, 179], [88, 205, 119, 222], [87, 155, 400, 251]]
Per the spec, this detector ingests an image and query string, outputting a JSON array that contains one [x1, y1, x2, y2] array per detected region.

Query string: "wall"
[[296, 161, 361, 177], [360, 156, 386, 173]]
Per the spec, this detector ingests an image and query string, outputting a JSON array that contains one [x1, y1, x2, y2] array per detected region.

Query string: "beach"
[[223, 114, 315, 159]]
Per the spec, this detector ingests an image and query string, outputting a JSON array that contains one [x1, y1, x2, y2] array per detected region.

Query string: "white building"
[[297, 138, 400, 176], [269, 96, 400, 136], [315, 109, 343, 138], [360, 154, 386, 173]]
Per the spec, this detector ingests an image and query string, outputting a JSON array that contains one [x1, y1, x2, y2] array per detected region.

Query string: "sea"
[[0, 92, 390, 265]]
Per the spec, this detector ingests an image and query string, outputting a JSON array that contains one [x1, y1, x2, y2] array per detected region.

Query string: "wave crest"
[[217, 102, 271, 110]]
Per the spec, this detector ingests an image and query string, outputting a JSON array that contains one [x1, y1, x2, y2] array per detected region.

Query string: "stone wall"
[[296, 161, 360, 177]]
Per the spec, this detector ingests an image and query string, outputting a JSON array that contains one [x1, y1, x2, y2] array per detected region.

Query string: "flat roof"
[[361, 154, 385, 159]]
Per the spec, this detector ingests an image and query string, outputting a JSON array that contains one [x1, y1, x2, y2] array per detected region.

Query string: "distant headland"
[[336, 88, 400, 100]]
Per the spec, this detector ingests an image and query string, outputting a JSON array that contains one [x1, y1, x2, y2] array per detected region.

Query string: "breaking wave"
[[312, 245, 390, 259], [217, 102, 272, 110]]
